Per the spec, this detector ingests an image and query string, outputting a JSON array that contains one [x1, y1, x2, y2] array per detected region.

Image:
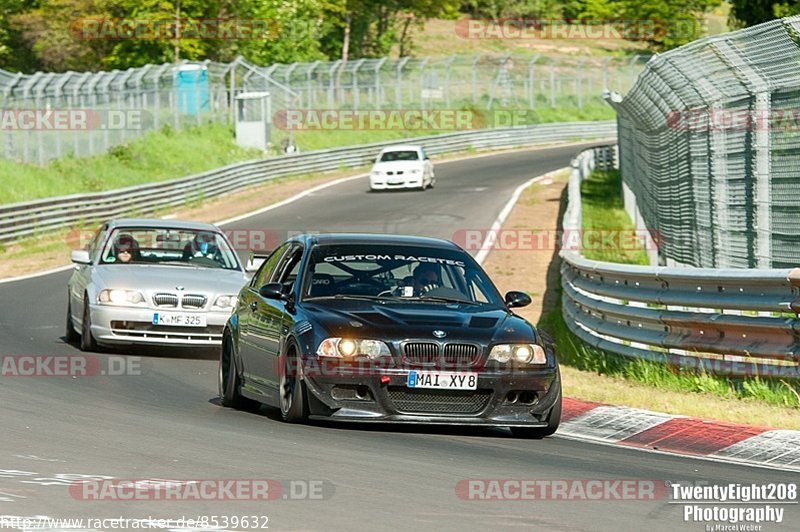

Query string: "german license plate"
[[152, 312, 206, 327], [407, 371, 477, 390]]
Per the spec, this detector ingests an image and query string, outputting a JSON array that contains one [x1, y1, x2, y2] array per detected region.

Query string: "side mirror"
[[259, 282, 285, 300], [505, 291, 531, 309], [71, 250, 91, 265]]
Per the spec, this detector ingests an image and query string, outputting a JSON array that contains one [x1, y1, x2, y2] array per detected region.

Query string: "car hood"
[[303, 299, 537, 344], [93, 264, 247, 295]]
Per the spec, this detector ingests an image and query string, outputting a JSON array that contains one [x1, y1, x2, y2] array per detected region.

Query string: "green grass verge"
[[580, 168, 649, 265], [537, 168, 800, 409], [539, 305, 800, 408], [0, 123, 263, 205], [2, 103, 615, 206]]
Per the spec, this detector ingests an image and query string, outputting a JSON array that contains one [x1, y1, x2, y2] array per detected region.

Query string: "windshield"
[[99, 227, 241, 270], [303, 244, 503, 305], [379, 150, 419, 162]]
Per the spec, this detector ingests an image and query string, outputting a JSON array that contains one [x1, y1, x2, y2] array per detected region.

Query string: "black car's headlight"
[[489, 344, 547, 365], [97, 289, 145, 306], [317, 338, 391, 360]]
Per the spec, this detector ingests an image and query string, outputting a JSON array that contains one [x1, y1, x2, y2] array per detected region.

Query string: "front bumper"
[[301, 363, 559, 427], [370, 176, 423, 189], [88, 304, 231, 346]]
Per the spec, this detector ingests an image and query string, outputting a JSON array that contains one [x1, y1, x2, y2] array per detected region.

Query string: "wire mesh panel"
[[608, 17, 800, 269]]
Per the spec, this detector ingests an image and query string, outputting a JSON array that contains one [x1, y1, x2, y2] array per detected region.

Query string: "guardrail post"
[[790, 269, 800, 316]]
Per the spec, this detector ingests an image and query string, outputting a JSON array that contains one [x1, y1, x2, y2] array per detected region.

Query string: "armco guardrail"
[[0, 121, 614, 243], [560, 147, 800, 379]]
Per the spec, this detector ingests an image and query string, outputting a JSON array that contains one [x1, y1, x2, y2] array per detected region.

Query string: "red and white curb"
[[559, 398, 800, 472]]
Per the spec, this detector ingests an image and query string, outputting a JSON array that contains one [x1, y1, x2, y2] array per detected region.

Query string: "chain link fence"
[[0, 54, 648, 164], [607, 17, 800, 269]]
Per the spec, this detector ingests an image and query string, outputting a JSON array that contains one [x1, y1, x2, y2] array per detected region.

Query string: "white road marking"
[[474, 168, 565, 265], [0, 141, 597, 286], [12, 456, 65, 463]]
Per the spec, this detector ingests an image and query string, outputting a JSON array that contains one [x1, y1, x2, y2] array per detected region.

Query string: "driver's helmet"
[[412, 263, 441, 295]]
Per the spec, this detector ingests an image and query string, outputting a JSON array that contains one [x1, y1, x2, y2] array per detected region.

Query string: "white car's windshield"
[[379, 150, 419, 162], [99, 228, 240, 270]]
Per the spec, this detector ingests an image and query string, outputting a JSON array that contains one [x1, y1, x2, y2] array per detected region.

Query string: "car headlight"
[[410, 168, 420, 174], [213, 295, 238, 309], [488, 344, 547, 365], [316, 338, 391, 359], [371, 171, 381, 176], [97, 289, 145, 306]]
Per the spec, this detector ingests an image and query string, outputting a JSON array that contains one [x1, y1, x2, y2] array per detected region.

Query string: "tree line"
[[0, 1, 788, 73]]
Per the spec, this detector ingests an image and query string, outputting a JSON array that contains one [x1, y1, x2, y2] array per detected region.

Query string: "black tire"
[[65, 294, 79, 344], [219, 331, 259, 410], [79, 295, 98, 352], [279, 345, 308, 423], [510, 383, 562, 439]]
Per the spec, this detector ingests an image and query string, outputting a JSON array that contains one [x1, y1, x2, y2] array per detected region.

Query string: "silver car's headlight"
[[213, 295, 238, 309], [97, 289, 146, 306], [316, 338, 391, 359], [489, 344, 547, 365]]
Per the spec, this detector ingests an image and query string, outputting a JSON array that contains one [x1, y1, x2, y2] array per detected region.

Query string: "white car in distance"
[[369, 145, 435, 191]]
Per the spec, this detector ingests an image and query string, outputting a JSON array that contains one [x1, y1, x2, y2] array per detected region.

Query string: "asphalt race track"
[[1, 143, 797, 531]]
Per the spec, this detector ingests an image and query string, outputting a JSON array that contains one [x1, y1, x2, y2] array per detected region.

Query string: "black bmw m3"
[[219, 233, 561, 438]]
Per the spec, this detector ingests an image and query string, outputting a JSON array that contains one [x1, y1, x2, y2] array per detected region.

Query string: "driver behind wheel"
[[183, 232, 220, 261], [412, 263, 441, 296]]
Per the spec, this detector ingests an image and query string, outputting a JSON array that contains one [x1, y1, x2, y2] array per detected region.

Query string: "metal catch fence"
[[607, 17, 800, 269], [0, 54, 647, 164]]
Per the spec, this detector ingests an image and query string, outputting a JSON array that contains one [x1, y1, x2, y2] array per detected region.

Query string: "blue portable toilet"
[[175, 64, 209, 115]]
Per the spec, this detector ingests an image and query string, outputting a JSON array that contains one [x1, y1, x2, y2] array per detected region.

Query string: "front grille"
[[181, 294, 207, 309], [403, 342, 482, 368], [443, 343, 481, 367], [403, 342, 439, 366], [153, 293, 178, 307], [387, 387, 492, 415]]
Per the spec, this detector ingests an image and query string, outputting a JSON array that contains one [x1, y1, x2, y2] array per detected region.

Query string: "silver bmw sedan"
[[66, 218, 250, 351]]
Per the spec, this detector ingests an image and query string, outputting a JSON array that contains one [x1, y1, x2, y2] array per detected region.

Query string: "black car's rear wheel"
[[280, 347, 308, 423], [65, 293, 79, 344], [511, 383, 562, 439], [219, 331, 259, 410]]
